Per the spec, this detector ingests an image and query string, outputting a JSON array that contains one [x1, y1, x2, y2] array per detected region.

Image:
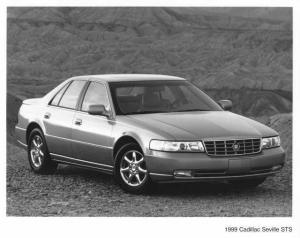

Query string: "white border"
[[1, 1, 299, 238]]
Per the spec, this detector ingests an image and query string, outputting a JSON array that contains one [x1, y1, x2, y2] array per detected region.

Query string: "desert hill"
[[7, 7, 292, 116]]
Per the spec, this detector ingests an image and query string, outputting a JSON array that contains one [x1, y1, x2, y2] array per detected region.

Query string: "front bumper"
[[146, 147, 285, 182]]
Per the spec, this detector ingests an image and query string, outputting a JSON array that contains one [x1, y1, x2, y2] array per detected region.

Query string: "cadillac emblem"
[[232, 143, 240, 151]]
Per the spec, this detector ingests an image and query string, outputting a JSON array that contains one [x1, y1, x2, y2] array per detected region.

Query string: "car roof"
[[69, 74, 186, 82]]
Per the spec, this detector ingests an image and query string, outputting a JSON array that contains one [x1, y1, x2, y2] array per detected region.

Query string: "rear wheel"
[[229, 177, 266, 189], [114, 143, 151, 194], [27, 128, 57, 174]]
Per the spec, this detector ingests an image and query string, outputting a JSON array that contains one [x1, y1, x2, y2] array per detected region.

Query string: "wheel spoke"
[[33, 139, 38, 148], [39, 149, 44, 157], [37, 156, 42, 165], [124, 156, 131, 164], [136, 157, 144, 164], [32, 153, 37, 161], [120, 167, 129, 173], [135, 174, 141, 184], [128, 173, 133, 183], [31, 150, 38, 158], [138, 167, 147, 174], [132, 152, 137, 162]]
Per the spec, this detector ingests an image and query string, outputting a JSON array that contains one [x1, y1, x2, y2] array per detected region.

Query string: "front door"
[[71, 81, 114, 170]]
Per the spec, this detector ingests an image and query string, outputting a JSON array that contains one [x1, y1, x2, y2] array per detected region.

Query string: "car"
[[15, 74, 285, 193]]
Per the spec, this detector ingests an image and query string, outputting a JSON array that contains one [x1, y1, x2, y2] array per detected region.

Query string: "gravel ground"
[[7, 141, 292, 217]]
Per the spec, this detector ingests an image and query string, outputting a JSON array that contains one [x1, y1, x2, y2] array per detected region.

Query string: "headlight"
[[262, 136, 280, 149], [149, 140, 205, 152]]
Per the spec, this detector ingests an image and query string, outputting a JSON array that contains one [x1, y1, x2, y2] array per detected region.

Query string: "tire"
[[114, 143, 151, 194], [27, 128, 57, 174], [228, 177, 266, 189]]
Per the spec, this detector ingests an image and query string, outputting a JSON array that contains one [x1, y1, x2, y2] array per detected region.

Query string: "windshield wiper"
[[125, 110, 167, 115], [125, 109, 209, 115], [172, 109, 209, 112]]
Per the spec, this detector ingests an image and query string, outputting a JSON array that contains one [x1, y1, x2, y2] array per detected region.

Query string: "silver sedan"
[[15, 74, 285, 193]]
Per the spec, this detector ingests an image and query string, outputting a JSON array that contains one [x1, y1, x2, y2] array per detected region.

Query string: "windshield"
[[109, 80, 222, 115]]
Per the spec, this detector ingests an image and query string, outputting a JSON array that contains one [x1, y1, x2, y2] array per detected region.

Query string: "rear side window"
[[50, 82, 70, 106], [58, 80, 86, 109]]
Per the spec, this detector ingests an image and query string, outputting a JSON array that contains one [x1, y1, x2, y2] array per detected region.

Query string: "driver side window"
[[81, 82, 110, 112]]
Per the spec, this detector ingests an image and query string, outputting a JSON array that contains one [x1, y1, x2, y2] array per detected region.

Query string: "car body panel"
[[15, 98, 45, 145], [71, 111, 114, 166], [125, 111, 278, 140], [15, 74, 285, 183], [43, 106, 76, 157], [112, 116, 169, 153]]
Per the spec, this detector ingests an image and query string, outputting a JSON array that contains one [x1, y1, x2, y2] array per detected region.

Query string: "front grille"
[[204, 138, 261, 156]]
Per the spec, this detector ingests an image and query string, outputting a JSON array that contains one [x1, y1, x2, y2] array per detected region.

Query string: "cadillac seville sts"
[[15, 74, 285, 193]]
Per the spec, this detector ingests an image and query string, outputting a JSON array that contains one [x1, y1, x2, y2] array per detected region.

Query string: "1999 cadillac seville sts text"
[[15, 74, 285, 193]]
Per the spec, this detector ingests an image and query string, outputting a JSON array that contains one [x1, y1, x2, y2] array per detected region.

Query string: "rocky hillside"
[[267, 113, 292, 156], [7, 7, 292, 116], [7, 93, 22, 144]]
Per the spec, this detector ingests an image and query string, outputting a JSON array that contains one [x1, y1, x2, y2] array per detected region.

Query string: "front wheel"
[[114, 143, 151, 194], [228, 177, 266, 189]]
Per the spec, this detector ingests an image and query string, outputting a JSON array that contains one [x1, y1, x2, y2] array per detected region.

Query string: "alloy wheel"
[[120, 150, 147, 187], [30, 135, 44, 168]]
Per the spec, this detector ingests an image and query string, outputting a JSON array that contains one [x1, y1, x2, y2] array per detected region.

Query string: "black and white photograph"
[[2, 1, 299, 237]]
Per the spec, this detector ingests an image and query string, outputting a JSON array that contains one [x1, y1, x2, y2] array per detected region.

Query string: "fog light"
[[174, 170, 192, 177]]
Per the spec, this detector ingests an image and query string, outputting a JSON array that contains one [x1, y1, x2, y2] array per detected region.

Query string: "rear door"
[[43, 80, 87, 157], [71, 81, 114, 169]]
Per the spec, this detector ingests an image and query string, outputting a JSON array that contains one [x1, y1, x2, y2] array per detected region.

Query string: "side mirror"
[[88, 104, 110, 117], [218, 100, 232, 111]]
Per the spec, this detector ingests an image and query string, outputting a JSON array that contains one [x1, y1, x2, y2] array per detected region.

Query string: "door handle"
[[44, 112, 51, 119], [74, 118, 82, 125]]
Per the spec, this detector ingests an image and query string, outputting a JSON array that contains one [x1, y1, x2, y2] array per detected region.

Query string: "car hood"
[[126, 111, 278, 140]]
